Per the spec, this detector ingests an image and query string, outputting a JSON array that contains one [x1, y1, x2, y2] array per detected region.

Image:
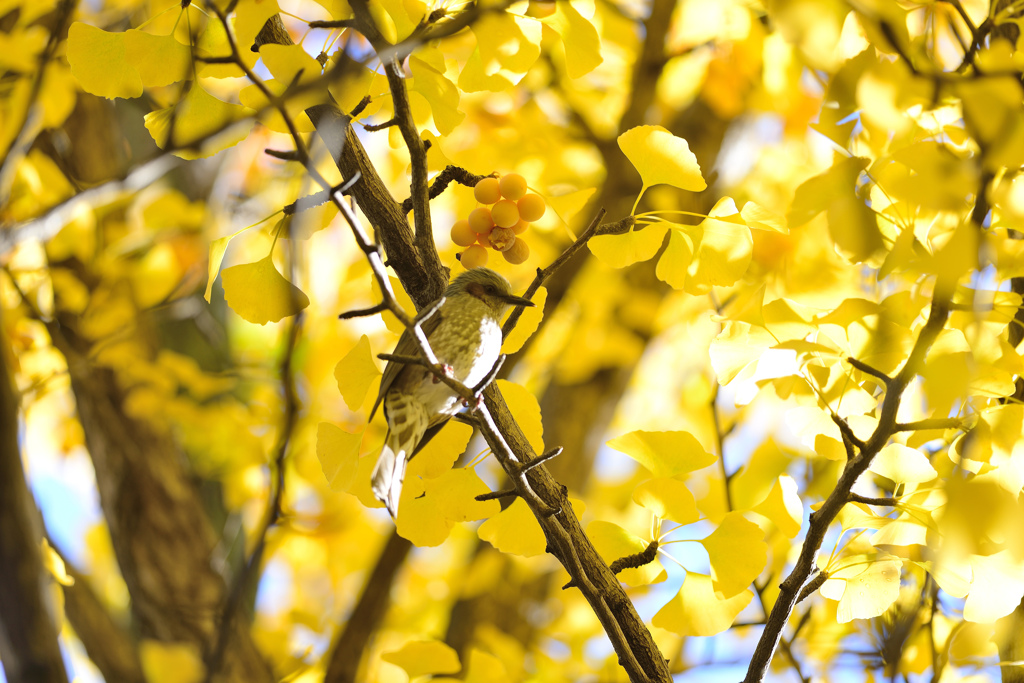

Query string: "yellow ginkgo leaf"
[[396, 467, 499, 547], [67, 23, 143, 99], [606, 430, 716, 478], [316, 422, 361, 491], [588, 223, 668, 269], [140, 640, 204, 683], [502, 287, 546, 354], [334, 335, 380, 411], [709, 321, 775, 385], [124, 30, 191, 88], [542, 0, 603, 79], [652, 572, 753, 636], [655, 228, 694, 290], [496, 379, 543, 453], [472, 11, 542, 81], [870, 443, 938, 484], [617, 125, 706, 192], [382, 640, 461, 678], [740, 201, 789, 233], [478, 497, 546, 557], [701, 511, 767, 598], [632, 478, 699, 525], [204, 225, 253, 303], [220, 256, 309, 325], [588, 520, 665, 587], [964, 551, 1024, 623], [410, 56, 465, 136], [820, 555, 902, 623], [750, 475, 803, 538], [478, 497, 585, 558], [407, 421, 473, 480], [688, 197, 753, 288], [144, 83, 254, 159]]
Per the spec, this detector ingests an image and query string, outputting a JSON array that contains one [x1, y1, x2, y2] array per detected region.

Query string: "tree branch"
[[0, 318, 69, 683], [743, 291, 952, 683]]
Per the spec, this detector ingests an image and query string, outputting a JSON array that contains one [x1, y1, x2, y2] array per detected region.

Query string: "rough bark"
[[61, 561, 146, 683], [323, 530, 412, 683], [0, 320, 69, 683], [46, 312, 273, 683]]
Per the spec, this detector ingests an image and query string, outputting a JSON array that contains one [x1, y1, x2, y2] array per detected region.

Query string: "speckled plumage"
[[370, 268, 533, 517]]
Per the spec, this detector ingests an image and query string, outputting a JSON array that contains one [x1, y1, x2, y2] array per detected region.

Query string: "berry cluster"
[[451, 173, 546, 269]]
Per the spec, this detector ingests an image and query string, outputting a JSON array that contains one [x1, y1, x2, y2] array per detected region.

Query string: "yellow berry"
[[468, 207, 495, 234], [517, 193, 546, 222], [499, 173, 528, 201], [503, 238, 530, 264], [474, 177, 501, 204], [488, 227, 516, 252], [450, 219, 476, 247], [460, 244, 489, 269], [511, 219, 529, 235], [491, 199, 520, 228]]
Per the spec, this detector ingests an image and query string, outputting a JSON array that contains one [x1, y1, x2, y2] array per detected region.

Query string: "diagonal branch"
[[742, 289, 952, 683]]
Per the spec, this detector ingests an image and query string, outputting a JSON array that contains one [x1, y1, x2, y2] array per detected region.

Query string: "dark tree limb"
[[323, 531, 412, 683], [0, 320, 69, 683], [59, 555, 146, 683]]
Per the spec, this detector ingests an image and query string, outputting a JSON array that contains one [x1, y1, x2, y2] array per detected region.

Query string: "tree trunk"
[[0, 319, 69, 683]]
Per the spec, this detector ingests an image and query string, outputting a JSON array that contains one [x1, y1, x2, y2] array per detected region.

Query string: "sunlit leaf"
[[479, 497, 585, 557], [588, 223, 668, 268], [655, 229, 694, 290], [701, 512, 767, 598], [396, 468, 499, 547], [497, 379, 543, 453], [407, 421, 474, 480], [869, 443, 938, 484], [820, 555, 902, 623], [124, 30, 191, 88], [964, 551, 1024, 623], [751, 475, 803, 538], [617, 125, 706, 192], [502, 287, 546, 354], [542, 0, 603, 78], [382, 640, 461, 678], [220, 256, 309, 325], [410, 56, 465, 135], [316, 423, 361, 491], [741, 201, 788, 233], [334, 335, 381, 411], [652, 572, 753, 636], [67, 23, 143, 99], [144, 83, 254, 159], [632, 478, 698, 525], [607, 430, 716, 478]]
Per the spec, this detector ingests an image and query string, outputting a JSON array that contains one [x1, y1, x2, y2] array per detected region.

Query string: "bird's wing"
[[368, 306, 446, 421]]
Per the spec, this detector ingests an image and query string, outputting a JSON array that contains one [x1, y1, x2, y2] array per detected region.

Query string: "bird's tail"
[[371, 437, 409, 518]]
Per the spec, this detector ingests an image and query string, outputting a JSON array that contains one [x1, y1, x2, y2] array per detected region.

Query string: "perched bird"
[[370, 268, 534, 518]]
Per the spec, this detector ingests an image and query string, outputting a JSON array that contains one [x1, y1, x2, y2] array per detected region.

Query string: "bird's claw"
[[431, 364, 454, 384], [462, 393, 485, 411]]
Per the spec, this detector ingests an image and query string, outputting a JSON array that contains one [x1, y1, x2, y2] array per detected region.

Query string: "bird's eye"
[[485, 285, 496, 294]]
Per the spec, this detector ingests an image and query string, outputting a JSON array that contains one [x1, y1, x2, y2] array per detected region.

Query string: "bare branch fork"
[[741, 291, 952, 683]]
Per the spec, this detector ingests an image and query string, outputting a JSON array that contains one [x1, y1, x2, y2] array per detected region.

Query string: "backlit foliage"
[[3, 0, 1024, 682]]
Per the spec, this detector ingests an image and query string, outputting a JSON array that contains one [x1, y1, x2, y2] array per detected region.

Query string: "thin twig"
[[501, 209, 608, 340]]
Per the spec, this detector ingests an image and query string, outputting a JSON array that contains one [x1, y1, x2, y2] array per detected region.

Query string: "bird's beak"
[[501, 294, 535, 308]]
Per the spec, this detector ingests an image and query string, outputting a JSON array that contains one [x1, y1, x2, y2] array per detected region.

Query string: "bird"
[[370, 268, 534, 518]]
